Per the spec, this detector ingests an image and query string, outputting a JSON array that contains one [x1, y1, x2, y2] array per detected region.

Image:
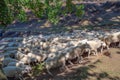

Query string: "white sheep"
[[102, 32, 120, 48], [49, 45, 59, 53], [27, 53, 43, 63], [15, 52, 26, 60], [20, 55, 37, 65], [73, 45, 86, 63], [18, 47, 30, 54], [44, 53, 67, 76], [63, 47, 79, 65], [83, 40, 107, 57]]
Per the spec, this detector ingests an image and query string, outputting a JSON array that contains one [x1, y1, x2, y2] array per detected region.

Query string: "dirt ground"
[[33, 48, 120, 80]]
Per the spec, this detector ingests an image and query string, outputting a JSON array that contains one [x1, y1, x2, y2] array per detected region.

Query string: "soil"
[[32, 48, 120, 80]]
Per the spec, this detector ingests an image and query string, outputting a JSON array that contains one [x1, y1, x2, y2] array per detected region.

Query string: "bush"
[[0, 0, 13, 25], [0, 0, 84, 26], [32, 63, 44, 76]]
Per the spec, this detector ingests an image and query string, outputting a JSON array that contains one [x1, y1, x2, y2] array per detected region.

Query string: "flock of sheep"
[[0, 30, 120, 80]]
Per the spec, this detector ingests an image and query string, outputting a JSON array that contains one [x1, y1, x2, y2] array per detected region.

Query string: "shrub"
[[0, 0, 84, 26]]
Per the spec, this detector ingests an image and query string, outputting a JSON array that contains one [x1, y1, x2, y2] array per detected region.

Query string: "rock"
[[0, 29, 4, 37], [3, 31, 16, 37], [4, 47, 18, 51], [11, 32, 20, 37], [0, 45, 6, 50], [7, 42, 20, 47], [1, 37, 23, 42], [81, 20, 92, 26]]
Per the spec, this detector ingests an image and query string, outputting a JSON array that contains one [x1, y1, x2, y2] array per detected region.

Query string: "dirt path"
[[33, 48, 120, 80]]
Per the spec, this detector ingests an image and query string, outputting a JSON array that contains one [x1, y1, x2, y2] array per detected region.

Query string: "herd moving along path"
[[0, 29, 120, 80]]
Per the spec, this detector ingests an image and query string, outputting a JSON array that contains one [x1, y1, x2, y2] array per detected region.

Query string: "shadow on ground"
[[33, 59, 120, 80], [4, 1, 120, 36]]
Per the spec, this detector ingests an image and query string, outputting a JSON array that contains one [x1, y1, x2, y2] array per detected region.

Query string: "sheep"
[[118, 34, 120, 47], [73, 45, 86, 63], [63, 46, 80, 65], [100, 36, 111, 49], [15, 52, 26, 60], [18, 47, 30, 54], [3, 66, 25, 80], [27, 53, 43, 63], [49, 45, 59, 53], [98, 40, 108, 52], [102, 32, 120, 48], [20, 55, 37, 66], [83, 40, 107, 57], [68, 40, 81, 47], [40, 42, 50, 50], [78, 42, 91, 57], [44, 53, 67, 76], [2, 57, 18, 67]]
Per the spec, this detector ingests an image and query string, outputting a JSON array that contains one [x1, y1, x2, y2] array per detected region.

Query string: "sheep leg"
[[100, 47, 103, 54], [60, 61, 69, 72], [78, 56, 83, 64], [15, 72, 24, 80], [68, 60, 74, 65], [19, 76, 24, 80], [47, 68, 53, 76], [87, 50, 91, 57], [106, 45, 109, 50], [118, 42, 120, 48], [94, 50, 98, 56]]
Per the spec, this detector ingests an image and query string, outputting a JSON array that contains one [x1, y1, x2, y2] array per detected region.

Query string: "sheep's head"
[[101, 41, 107, 48], [82, 43, 91, 52], [24, 65, 32, 73], [104, 35, 113, 45], [41, 53, 47, 62], [100, 35, 112, 46]]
